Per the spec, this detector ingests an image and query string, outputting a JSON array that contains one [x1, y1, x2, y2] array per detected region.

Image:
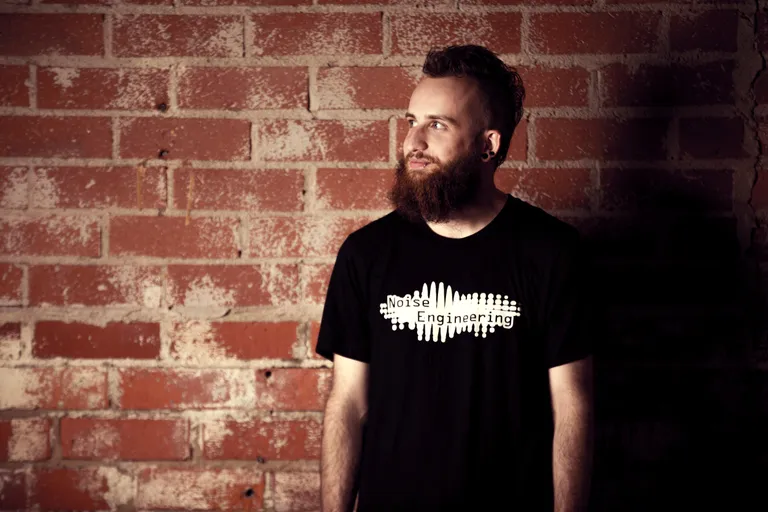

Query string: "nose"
[[403, 124, 427, 158]]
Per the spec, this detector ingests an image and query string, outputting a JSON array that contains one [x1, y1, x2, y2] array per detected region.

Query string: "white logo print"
[[379, 281, 521, 343]]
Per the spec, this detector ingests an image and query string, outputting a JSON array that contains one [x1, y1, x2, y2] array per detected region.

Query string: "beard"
[[388, 145, 483, 223]]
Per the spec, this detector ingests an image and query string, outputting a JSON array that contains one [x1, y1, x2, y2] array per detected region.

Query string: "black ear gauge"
[[482, 152, 490, 160], [489, 151, 496, 156]]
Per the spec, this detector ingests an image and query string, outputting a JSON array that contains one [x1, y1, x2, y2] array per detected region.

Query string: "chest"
[[362, 243, 547, 366]]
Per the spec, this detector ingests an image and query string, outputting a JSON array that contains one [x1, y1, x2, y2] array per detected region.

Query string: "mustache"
[[404, 152, 439, 164]]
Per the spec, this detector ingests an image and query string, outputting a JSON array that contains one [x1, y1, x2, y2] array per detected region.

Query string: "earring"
[[482, 152, 490, 160]]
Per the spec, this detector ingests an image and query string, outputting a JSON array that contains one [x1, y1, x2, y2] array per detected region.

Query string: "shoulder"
[[336, 210, 405, 261], [507, 196, 581, 254]]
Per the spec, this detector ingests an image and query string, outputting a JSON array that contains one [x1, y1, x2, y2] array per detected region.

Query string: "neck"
[[425, 184, 508, 239]]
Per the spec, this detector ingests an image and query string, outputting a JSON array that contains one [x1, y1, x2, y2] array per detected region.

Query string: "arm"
[[321, 354, 369, 512], [550, 355, 594, 512]]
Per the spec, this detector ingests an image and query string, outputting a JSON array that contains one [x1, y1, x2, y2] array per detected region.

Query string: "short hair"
[[422, 44, 525, 168]]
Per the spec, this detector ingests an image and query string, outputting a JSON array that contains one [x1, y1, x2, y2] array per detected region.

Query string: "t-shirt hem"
[[547, 349, 593, 369]]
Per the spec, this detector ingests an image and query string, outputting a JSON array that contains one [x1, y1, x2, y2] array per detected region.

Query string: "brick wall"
[[0, 0, 765, 510]]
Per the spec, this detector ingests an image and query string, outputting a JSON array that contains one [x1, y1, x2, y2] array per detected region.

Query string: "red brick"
[[173, 168, 302, 212], [0, 323, 20, 339], [251, 13, 381, 56], [0, 14, 103, 56], [319, 0, 448, 3], [119, 117, 250, 161], [391, 13, 521, 56], [32, 166, 166, 209], [0, 166, 27, 209], [187, 0, 308, 4], [601, 61, 734, 107], [607, 0, 692, 2], [114, 15, 243, 57], [508, 118, 528, 161], [495, 168, 592, 211], [167, 264, 299, 307], [38, 67, 169, 110], [137, 467, 264, 510], [40, 0, 111, 4], [249, 216, 369, 258], [757, 121, 768, 160], [256, 120, 388, 162], [110, 216, 240, 259], [50, 0, 174, 3], [308, 321, 322, 360], [316, 168, 393, 210], [760, 13, 768, 51], [672, 10, 738, 52], [0, 65, 29, 106], [33, 321, 161, 359], [0, 263, 23, 306], [0, 418, 51, 461], [0, 420, 15, 458], [169, 321, 299, 361], [0, 323, 22, 360], [302, 263, 333, 305], [61, 418, 189, 460], [255, 368, 331, 411], [756, 71, 768, 105], [0, 215, 100, 257], [0, 470, 26, 509], [273, 472, 320, 512], [518, 66, 589, 107], [203, 418, 320, 460], [119, 368, 255, 409], [31, 467, 133, 511], [0, 367, 107, 410], [179, 67, 307, 109], [601, 168, 733, 212], [530, 12, 659, 54], [680, 118, 745, 159], [464, 0, 587, 3], [0, 116, 112, 158], [535, 118, 668, 161], [752, 170, 768, 211], [317, 67, 419, 109], [30, 265, 163, 307]]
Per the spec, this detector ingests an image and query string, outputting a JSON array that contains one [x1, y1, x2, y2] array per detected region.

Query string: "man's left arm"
[[550, 355, 594, 512]]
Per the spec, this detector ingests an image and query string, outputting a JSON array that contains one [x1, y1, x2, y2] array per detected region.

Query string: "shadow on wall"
[[566, 67, 768, 509]]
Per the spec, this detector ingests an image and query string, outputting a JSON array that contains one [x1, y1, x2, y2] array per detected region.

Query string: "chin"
[[407, 168, 432, 179]]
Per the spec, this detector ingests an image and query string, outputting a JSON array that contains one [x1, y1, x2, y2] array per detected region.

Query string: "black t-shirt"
[[316, 194, 593, 511]]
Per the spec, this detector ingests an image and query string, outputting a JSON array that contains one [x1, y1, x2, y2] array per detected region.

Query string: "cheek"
[[431, 135, 460, 158]]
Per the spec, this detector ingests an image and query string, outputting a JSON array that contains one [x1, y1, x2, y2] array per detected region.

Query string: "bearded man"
[[316, 44, 594, 512]]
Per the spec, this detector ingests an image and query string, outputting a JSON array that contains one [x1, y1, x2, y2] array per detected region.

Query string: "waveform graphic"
[[379, 281, 521, 343]]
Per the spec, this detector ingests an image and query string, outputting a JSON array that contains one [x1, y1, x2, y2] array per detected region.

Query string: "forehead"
[[408, 76, 484, 125]]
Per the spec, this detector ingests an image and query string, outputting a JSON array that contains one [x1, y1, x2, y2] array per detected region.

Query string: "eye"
[[406, 118, 416, 127], [430, 121, 445, 130]]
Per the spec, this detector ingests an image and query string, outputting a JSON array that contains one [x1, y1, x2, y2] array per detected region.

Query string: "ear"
[[483, 130, 501, 155], [481, 130, 502, 162]]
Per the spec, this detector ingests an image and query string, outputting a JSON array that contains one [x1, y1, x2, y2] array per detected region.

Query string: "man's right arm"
[[321, 354, 369, 512]]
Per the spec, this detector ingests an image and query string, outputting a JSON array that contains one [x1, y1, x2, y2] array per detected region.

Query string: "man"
[[316, 44, 594, 512]]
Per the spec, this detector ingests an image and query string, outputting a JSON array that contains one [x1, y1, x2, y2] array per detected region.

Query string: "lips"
[[408, 158, 432, 170]]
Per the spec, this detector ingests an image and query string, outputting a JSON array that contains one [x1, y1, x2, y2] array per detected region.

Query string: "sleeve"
[[542, 228, 595, 368], [314, 236, 371, 363]]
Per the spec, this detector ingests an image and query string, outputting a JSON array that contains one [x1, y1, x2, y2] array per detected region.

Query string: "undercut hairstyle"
[[422, 44, 525, 168]]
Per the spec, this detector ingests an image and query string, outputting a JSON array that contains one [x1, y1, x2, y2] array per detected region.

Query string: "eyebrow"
[[405, 112, 460, 126]]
